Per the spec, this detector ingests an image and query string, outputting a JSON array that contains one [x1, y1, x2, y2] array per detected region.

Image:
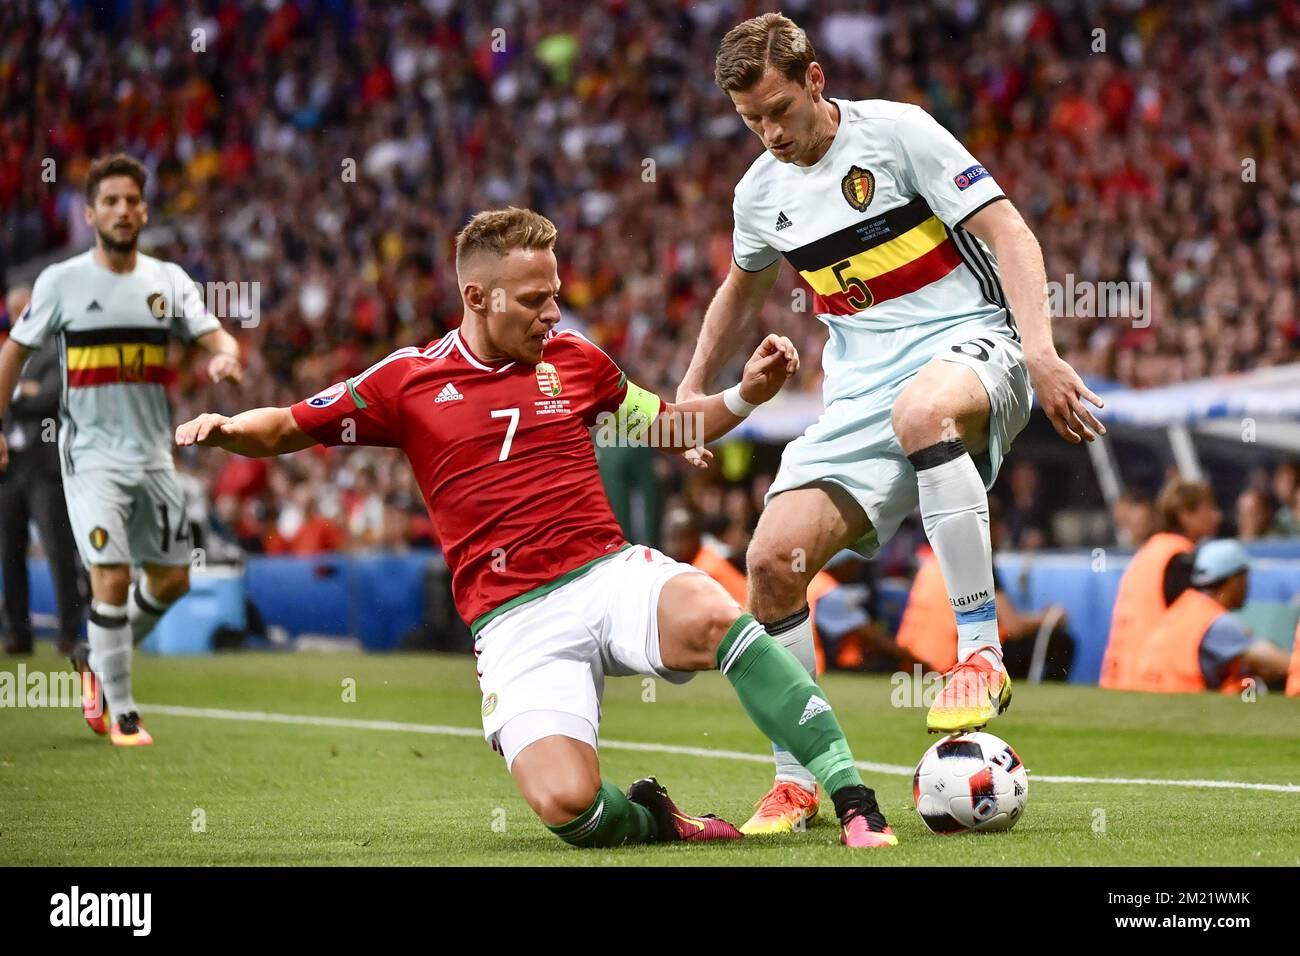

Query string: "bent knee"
[[528, 778, 601, 828], [746, 543, 805, 602], [687, 597, 745, 670], [891, 389, 951, 449]]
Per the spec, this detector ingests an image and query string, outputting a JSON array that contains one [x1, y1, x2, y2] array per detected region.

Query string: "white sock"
[[911, 439, 1002, 669], [129, 579, 173, 646], [762, 607, 818, 793], [89, 601, 136, 717]]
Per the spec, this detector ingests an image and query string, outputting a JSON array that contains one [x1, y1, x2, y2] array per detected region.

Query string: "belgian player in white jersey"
[[677, 14, 1105, 833], [0, 154, 243, 746]]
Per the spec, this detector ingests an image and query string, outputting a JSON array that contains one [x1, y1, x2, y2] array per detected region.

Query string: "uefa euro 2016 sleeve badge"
[[535, 362, 562, 397], [841, 166, 875, 212]]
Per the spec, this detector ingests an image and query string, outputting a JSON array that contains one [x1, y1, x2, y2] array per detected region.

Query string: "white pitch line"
[[142, 703, 1300, 794]]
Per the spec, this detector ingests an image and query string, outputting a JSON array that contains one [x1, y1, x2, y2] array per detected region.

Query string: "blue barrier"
[[8, 546, 1299, 670], [349, 553, 430, 650], [994, 554, 1118, 684], [243, 553, 352, 637], [0, 561, 245, 655], [243, 551, 433, 650], [875, 559, 1114, 683], [141, 571, 246, 655], [993, 553, 1300, 683], [2, 553, 431, 653]]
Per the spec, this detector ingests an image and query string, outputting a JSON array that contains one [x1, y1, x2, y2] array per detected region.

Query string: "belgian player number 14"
[[156, 502, 191, 553]]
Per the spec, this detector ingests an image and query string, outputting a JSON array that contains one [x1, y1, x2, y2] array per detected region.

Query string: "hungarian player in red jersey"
[[176, 207, 896, 850]]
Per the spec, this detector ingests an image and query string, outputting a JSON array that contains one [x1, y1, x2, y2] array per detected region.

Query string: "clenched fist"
[[739, 333, 800, 406]]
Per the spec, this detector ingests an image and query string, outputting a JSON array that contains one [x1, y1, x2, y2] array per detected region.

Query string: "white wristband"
[[722, 383, 758, 418]]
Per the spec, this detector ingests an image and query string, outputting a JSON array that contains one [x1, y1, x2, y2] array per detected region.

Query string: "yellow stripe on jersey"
[[65, 343, 168, 371], [798, 215, 949, 295]]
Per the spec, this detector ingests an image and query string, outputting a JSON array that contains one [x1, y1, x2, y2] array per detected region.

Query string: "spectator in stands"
[[1111, 490, 1158, 548], [809, 550, 903, 673], [6, 0, 1300, 563], [1270, 463, 1300, 524], [1235, 487, 1275, 541], [1101, 477, 1221, 689], [1268, 461, 1300, 537], [344, 464, 385, 549], [271, 485, 344, 556], [1004, 459, 1053, 550], [662, 506, 746, 608], [1133, 540, 1291, 692], [718, 486, 756, 561]]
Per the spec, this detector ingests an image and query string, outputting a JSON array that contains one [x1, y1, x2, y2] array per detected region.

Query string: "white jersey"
[[732, 98, 1016, 405], [12, 249, 221, 473]]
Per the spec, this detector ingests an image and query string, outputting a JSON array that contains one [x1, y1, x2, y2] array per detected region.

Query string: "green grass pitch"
[[2, 646, 1297, 866]]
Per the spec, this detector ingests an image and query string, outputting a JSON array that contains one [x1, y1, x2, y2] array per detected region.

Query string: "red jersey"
[[290, 327, 654, 632]]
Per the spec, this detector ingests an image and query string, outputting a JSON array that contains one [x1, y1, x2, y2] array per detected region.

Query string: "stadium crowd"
[[3, 0, 1299, 560]]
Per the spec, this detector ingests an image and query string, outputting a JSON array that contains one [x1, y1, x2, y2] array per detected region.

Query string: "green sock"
[[717, 613, 864, 796], [546, 781, 660, 848]]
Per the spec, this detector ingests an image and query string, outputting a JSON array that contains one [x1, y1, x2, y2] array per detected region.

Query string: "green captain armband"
[[614, 377, 662, 444]]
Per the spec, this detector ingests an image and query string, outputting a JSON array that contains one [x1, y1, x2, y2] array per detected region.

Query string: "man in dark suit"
[[1, 286, 85, 654]]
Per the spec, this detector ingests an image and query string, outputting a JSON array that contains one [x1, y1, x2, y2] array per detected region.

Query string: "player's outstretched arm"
[[175, 407, 317, 458], [654, 333, 798, 464], [963, 199, 1105, 444], [676, 259, 781, 401]]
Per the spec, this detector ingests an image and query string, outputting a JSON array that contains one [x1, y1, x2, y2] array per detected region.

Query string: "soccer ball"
[[913, 732, 1028, 834]]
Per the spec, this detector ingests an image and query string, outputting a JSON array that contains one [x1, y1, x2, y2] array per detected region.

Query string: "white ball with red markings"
[[913, 732, 1028, 834]]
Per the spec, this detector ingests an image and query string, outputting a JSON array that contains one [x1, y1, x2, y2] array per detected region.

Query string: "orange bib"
[[896, 555, 959, 672], [691, 544, 748, 608], [1132, 588, 1225, 693], [1102, 532, 1193, 690]]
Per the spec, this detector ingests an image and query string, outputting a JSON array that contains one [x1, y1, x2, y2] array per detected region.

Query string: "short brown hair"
[[85, 153, 147, 204], [1156, 477, 1215, 533], [454, 207, 558, 274], [714, 12, 817, 94]]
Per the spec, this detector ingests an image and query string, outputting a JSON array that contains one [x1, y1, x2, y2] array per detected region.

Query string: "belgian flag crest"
[[841, 166, 875, 211]]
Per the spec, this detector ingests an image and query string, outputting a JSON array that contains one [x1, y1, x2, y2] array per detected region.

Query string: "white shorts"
[[768, 328, 1032, 556], [475, 544, 701, 769], [63, 467, 193, 567]]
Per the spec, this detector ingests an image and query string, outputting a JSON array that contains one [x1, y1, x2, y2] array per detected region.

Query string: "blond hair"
[[714, 12, 816, 93], [455, 207, 557, 275], [1156, 477, 1215, 533]]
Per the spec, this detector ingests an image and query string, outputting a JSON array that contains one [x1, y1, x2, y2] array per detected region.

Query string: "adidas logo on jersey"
[[435, 382, 463, 403], [775, 211, 793, 231], [798, 694, 831, 725], [87, 300, 103, 312]]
